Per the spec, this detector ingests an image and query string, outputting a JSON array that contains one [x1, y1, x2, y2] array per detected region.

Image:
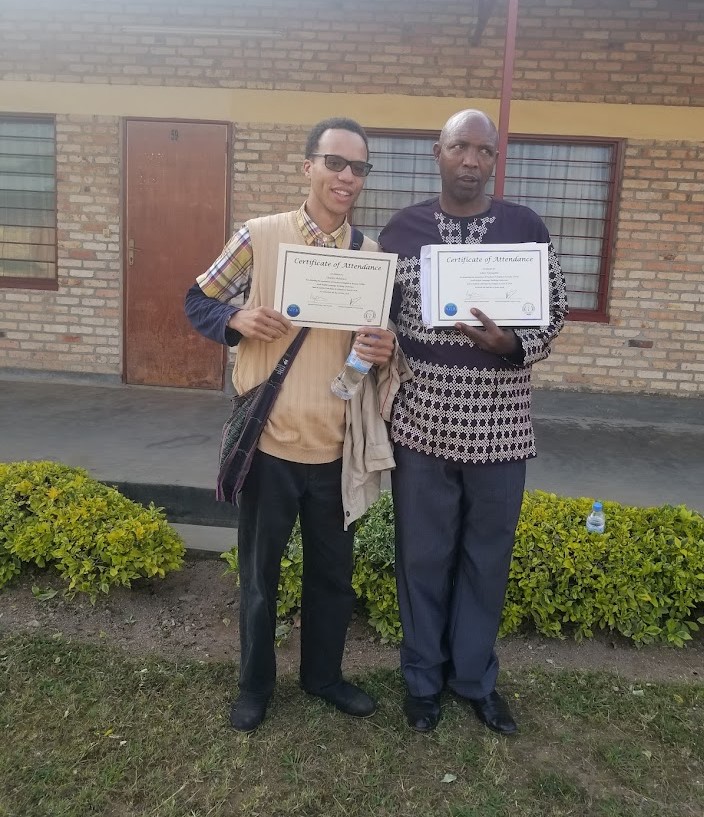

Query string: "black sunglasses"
[[309, 153, 373, 177]]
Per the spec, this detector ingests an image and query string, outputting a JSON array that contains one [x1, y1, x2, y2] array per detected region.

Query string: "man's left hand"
[[455, 308, 519, 356], [353, 328, 396, 366]]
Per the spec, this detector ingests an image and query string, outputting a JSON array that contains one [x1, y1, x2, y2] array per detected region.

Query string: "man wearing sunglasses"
[[185, 117, 395, 733]]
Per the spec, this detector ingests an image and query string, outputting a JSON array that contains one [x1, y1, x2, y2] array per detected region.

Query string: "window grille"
[[0, 117, 57, 286], [355, 131, 622, 320]]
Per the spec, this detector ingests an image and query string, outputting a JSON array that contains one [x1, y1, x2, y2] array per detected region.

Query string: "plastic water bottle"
[[330, 348, 372, 400], [586, 501, 606, 534]]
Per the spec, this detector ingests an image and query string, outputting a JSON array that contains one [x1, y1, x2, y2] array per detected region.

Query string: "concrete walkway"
[[2, 377, 703, 551]]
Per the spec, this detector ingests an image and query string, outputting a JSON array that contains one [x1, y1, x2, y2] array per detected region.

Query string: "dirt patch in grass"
[[0, 556, 702, 685]]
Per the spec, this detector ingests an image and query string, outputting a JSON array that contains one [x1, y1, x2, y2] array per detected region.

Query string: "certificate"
[[273, 244, 398, 331], [420, 243, 551, 328]]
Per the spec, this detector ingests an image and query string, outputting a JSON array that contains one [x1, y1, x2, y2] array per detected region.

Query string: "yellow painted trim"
[[510, 100, 704, 141], [1, 81, 702, 141]]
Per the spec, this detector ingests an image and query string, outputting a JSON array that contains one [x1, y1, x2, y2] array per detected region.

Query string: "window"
[[354, 132, 440, 237], [502, 138, 621, 318], [0, 116, 57, 289], [355, 131, 622, 321]]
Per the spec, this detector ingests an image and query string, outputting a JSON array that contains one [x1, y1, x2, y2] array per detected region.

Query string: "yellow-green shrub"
[[0, 461, 185, 599], [223, 490, 704, 647], [0, 549, 21, 589], [504, 492, 704, 646], [221, 518, 303, 620], [352, 491, 401, 644]]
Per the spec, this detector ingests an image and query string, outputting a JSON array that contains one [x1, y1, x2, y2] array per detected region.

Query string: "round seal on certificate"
[[522, 302, 535, 316], [443, 303, 458, 317], [364, 309, 376, 323], [286, 304, 301, 317]]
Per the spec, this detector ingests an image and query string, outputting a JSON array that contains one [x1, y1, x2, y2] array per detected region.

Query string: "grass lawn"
[[0, 633, 702, 817]]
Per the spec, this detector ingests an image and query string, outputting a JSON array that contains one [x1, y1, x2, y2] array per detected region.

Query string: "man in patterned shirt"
[[185, 117, 395, 733], [379, 109, 567, 735]]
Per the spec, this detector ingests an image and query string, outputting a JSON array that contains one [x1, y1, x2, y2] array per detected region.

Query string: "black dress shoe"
[[404, 694, 441, 733], [468, 690, 517, 736], [229, 692, 270, 733], [305, 680, 377, 718]]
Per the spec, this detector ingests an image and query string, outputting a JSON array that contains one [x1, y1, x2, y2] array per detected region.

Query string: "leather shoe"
[[468, 690, 517, 736], [404, 694, 441, 733], [229, 692, 269, 733], [305, 680, 377, 718]]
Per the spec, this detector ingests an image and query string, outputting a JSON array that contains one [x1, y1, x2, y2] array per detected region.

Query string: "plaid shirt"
[[196, 204, 351, 303]]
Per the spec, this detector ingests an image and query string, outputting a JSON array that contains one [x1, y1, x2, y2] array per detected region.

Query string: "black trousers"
[[236, 450, 355, 697], [391, 445, 526, 699]]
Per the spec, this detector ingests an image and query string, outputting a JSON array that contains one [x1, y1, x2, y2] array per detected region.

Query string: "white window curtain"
[[354, 135, 440, 237]]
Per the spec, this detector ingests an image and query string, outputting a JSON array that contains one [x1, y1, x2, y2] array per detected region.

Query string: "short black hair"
[[304, 117, 369, 159]]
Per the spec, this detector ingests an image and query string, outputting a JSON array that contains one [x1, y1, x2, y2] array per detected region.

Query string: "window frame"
[[507, 133, 624, 323], [362, 128, 625, 323], [0, 113, 58, 292]]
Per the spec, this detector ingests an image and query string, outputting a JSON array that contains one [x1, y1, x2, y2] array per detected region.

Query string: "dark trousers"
[[391, 445, 526, 699], [236, 450, 355, 697]]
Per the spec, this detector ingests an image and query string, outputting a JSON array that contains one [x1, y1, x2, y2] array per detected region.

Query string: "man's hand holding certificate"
[[420, 243, 551, 328], [274, 244, 398, 331]]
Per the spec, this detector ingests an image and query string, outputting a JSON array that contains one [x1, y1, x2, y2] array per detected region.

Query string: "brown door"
[[124, 120, 228, 388]]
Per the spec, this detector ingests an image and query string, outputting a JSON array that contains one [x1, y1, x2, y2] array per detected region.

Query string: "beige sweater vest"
[[232, 210, 378, 464]]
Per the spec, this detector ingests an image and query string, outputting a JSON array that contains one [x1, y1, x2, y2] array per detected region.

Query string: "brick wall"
[[0, 115, 121, 376], [533, 139, 704, 394], [231, 124, 309, 223], [0, 120, 310, 377], [1, 0, 703, 394], [1, 0, 702, 106]]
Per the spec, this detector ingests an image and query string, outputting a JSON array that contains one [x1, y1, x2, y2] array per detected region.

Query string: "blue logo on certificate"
[[286, 304, 300, 317], [443, 303, 458, 317]]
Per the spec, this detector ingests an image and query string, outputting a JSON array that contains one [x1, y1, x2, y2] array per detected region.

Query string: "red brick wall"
[[2, 126, 703, 391], [533, 139, 704, 394], [1, 0, 703, 393], [232, 124, 309, 223], [1, 0, 701, 105], [0, 116, 121, 375]]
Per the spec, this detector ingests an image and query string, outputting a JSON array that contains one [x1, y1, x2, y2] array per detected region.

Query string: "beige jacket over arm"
[[341, 338, 413, 529]]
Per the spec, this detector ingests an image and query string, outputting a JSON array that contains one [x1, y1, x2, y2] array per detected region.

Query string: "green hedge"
[[223, 490, 704, 647], [0, 461, 185, 599], [506, 492, 704, 646]]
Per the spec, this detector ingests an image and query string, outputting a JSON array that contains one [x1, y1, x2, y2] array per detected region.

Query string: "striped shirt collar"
[[296, 203, 350, 248]]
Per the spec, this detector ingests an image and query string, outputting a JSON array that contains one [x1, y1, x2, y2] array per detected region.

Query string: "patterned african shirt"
[[379, 196, 568, 464]]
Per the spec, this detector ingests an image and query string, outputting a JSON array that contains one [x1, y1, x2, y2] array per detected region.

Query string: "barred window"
[[355, 131, 622, 321], [0, 116, 57, 288]]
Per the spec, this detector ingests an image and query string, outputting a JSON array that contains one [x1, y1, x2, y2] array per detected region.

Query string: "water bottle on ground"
[[586, 501, 606, 534], [330, 347, 372, 400]]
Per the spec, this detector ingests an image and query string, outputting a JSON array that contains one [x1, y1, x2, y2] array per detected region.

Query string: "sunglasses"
[[309, 153, 373, 177]]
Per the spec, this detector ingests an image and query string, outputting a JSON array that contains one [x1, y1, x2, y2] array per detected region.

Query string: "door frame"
[[121, 116, 233, 388]]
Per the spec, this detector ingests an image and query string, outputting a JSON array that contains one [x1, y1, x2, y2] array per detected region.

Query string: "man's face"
[[433, 114, 498, 210], [303, 128, 368, 227]]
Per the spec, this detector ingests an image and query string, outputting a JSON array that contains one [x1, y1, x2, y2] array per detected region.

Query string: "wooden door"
[[124, 120, 228, 388]]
